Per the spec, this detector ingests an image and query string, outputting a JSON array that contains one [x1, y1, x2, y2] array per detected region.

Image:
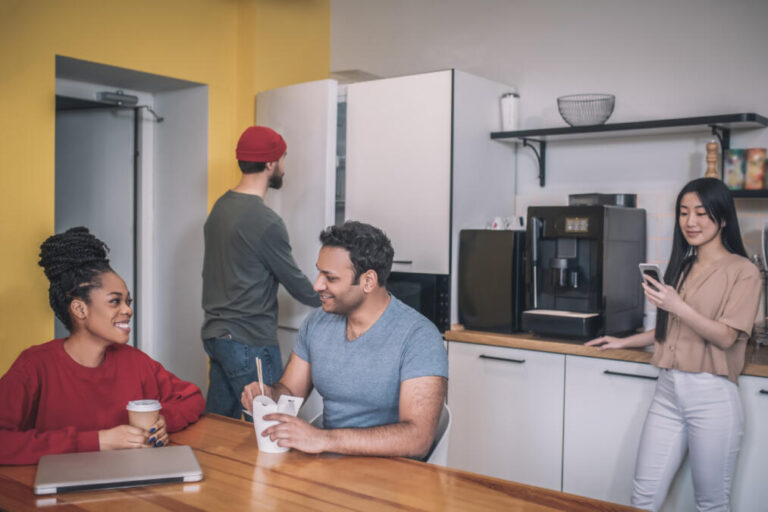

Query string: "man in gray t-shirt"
[[202, 126, 320, 419], [243, 222, 448, 459]]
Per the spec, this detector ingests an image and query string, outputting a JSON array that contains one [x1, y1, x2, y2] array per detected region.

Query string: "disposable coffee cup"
[[126, 399, 161, 431]]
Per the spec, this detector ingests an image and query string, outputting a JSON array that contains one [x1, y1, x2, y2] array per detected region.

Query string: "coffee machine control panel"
[[565, 217, 589, 233]]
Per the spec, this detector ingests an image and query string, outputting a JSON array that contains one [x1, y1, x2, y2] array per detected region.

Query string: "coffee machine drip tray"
[[522, 309, 600, 340]]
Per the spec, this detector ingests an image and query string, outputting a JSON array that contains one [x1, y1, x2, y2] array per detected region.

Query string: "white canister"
[[500, 92, 520, 132]]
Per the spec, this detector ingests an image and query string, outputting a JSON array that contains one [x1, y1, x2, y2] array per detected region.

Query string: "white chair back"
[[297, 389, 324, 427], [425, 404, 451, 466]]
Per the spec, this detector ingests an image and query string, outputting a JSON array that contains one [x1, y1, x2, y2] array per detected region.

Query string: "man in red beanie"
[[201, 126, 320, 419]]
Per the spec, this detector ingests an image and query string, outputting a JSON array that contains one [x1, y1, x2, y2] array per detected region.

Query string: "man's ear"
[[361, 270, 379, 293], [70, 299, 88, 321], [265, 160, 277, 174]]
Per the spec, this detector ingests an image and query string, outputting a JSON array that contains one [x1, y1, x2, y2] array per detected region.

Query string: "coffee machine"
[[522, 204, 646, 339]]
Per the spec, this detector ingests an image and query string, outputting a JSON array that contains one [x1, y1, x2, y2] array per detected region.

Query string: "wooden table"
[[0, 414, 640, 511]]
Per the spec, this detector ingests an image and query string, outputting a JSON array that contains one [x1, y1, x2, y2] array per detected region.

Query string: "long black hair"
[[38, 227, 113, 331], [655, 178, 747, 341]]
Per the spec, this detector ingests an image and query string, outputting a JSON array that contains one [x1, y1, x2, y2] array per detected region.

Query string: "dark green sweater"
[[201, 191, 320, 345]]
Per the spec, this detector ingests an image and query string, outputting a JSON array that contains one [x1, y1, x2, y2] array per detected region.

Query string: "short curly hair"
[[319, 221, 394, 286]]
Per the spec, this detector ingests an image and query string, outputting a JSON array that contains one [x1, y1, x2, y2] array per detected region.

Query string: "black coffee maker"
[[522, 202, 646, 339]]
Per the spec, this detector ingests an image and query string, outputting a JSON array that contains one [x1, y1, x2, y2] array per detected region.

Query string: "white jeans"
[[632, 369, 744, 512]]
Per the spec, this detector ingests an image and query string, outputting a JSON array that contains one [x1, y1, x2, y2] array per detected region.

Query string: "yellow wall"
[[0, 0, 330, 374]]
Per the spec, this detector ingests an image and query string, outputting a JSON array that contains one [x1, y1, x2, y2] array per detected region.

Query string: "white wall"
[[332, 0, 768, 328]]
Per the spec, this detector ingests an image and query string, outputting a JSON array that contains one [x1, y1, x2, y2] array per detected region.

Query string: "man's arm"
[[242, 353, 313, 411], [263, 375, 447, 459], [259, 220, 321, 307]]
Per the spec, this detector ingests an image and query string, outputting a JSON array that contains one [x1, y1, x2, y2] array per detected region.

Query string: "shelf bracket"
[[522, 138, 547, 187], [709, 124, 731, 177]]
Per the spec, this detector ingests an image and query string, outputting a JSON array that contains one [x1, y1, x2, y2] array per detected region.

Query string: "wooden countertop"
[[0, 414, 640, 511], [444, 330, 768, 378]]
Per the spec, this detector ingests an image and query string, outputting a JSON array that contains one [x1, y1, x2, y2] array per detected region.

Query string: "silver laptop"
[[34, 445, 203, 495]]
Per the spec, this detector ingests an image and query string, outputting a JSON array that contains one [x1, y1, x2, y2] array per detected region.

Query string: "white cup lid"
[[126, 399, 162, 412]]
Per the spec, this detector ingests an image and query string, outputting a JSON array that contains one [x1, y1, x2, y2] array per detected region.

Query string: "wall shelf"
[[731, 190, 768, 199], [491, 113, 768, 187]]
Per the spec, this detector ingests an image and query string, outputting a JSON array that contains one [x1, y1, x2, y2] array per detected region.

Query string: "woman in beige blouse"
[[586, 177, 761, 512]]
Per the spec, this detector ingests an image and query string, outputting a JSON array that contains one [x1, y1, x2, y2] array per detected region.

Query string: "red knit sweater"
[[0, 339, 205, 465]]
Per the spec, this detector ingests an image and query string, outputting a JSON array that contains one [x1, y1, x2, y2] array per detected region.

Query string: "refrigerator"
[[256, 79, 339, 359]]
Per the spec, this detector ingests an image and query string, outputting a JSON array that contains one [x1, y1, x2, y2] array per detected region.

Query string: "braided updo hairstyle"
[[38, 227, 113, 330]]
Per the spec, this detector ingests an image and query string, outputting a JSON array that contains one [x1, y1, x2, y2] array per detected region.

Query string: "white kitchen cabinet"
[[732, 375, 768, 511], [447, 341, 564, 490], [345, 71, 452, 274], [562, 356, 659, 504], [445, 342, 768, 510], [345, 70, 517, 322], [561, 355, 694, 511], [563, 355, 695, 512], [256, 79, 338, 330]]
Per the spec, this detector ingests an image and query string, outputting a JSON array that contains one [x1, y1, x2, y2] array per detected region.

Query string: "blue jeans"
[[202, 336, 283, 419]]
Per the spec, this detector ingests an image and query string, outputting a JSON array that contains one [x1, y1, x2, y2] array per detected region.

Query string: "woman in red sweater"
[[0, 227, 205, 465]]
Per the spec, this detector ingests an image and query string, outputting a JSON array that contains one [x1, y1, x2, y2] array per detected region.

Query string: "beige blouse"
[[650, 252, 762, 383]]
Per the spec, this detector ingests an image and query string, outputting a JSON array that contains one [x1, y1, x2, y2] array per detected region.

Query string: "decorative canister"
[[724, 149, 745, 190], [745, 148, 767, 190]]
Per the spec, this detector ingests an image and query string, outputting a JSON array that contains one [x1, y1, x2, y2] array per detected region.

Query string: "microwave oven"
[[386, 271, 450, 333]]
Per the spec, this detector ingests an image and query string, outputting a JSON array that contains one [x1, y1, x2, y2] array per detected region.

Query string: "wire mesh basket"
[[557, 94, 615, 126]]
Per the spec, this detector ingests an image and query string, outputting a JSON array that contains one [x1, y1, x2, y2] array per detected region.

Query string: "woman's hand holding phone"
[[639, 263, 664, 291], [642, 274, 684, 314]]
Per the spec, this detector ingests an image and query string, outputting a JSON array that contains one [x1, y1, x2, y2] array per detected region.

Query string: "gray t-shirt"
[[294, 295, 448, 429], [201, 191, 320, 345]]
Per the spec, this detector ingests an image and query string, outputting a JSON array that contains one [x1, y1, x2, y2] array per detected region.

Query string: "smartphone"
[[638, 263, 664, 290]]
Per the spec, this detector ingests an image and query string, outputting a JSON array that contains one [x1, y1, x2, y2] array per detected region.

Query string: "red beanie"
[[236, 126, 287, 162]]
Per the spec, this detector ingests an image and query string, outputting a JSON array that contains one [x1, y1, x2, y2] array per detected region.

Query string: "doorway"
[[54, 56, 210, 391], [55, 92, 139, 343]]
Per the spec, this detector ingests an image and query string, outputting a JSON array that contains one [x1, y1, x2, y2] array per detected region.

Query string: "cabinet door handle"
[[760, 389, 768, 395], [479, 354, 526, 364], [393, 260, 413, 265], [603, 370, 658, 381]]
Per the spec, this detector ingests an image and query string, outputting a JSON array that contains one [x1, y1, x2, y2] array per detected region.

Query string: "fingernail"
[[149, 437, 156, 443], [157, 441, 164, 447], [150, 428, 156, 434]]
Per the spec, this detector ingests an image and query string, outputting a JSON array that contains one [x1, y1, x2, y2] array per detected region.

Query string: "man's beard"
[[268, 174, 283, 189]]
